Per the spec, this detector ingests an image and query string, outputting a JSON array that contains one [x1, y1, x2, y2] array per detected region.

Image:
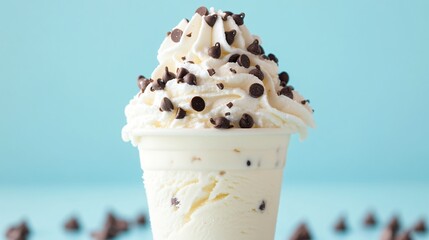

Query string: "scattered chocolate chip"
[[187, 61, 195, 64], [137, 75, 151, 92], [208, 42, 221, 58], [160, 97, 174, 112], [162, 66, 176, 82], [247, 39, 262, 55], [237, 54, 250, 68], [249, 83, 264, 98], [239, 113, 254, 128], [334, 217, 347, 232], [279, 71, 290, 86], [222, 11, 233, 21], [207, 68, 216, 76], [259, 200, 266, 211], [232, 13, 245, 26], [395, 231, 412, 240], [230, 68, 237, 74], [216, 83, 224, 90], [204, 14, 218, 27], [210, 117, 232, 129], [166, 31, 171, 36], [413, 219, 426, 232], [64, 217, 80, 231], [136, 214, 146, 226], [219, 170, 226, 175], [105, 212, 129, 233], [225, 112, 231, 116], [176, 67, 189, 79], [364, 212, 377, 227], [301, 100, 310, 105], [387, 216, 401, 233], [226, 102, 233, 108], [171, 197, 180, 206], [249, 67, 264, 80], [183, 73, 197, 85], [290, 223, 312, 240], [380, 227, 395, 240], [195, 6, 209, 16], [170, 28, 183, 43], [279, 86, 294, 99], [181, 56, 186, 61], [228, 53, 240, 63], [150, 78, 166, 91], [225, 30, 237, 45], [176, 107, 186, 119], [191, 96, 205, 112], [6, 221, 30, 240], [246, 160, 251, 166], [268, 53, 279, 64], [261, 54, 269, 60], [186, 32, 192, 37]]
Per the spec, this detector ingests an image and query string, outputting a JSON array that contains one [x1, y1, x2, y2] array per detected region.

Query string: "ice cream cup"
[[137, 129, 291, 240]]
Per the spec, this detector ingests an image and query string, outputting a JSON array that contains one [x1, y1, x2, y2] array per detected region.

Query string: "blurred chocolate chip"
[[268, 53, 278, 64], [160, 97, 174, 112], [186, 32, 192, 37], [380, 227, 395, 240], [413, 219, 426, 233], [279, 86, 294, 99], [237, 54, 250, 68], [279, 71, 290, 86], [176, 67, 189, 79], [166, 31, 171, 36], [259, 200, 266, 211], [216, 83, 224, 90], [225, 30, 236, 45], [64, 217, 80, 231], [228, 53, 240, 63], [162, 66, 176, 82], [170, 28, 183, 43], [176, 107, 186, 119], [195, 6, 209, 16], [249, 67, 264, 80], [136, 214, 147, 226], [225, 112, 231, 116], [207, 68, 216, 76], [247, 39, 262, 55], [388, 216, 401, 233], [210, 117, 231, 129], [226, 102, 233, 108], [290, 223, 312, 240], [232, 13, 245, 26], [239, 113, 254, 128], [137, 75, 151, 92], [230, 68, 237, 74], [208, 42, 221, 59], [364, 211, 377, 227], [187, 60, 195, 64], [91, 228, 116, 240], [171, 197, 180, 206], [204, 14, 218, 27], [222, 11, 233, 20], [249, 83, 264, 98], [395, 231, 412, 240], [191, 96, 205, 112], [6, 221, 30, 240], [181, 56, 186, 61], [301, 100, 310, 105], [183, 73, 197, 85], [334, 217, 347, 232]]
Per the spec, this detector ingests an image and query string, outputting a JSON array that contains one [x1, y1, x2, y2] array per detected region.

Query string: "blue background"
[[1, 0, 428, 239]]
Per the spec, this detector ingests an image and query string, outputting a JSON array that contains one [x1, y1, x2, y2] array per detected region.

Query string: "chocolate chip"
[[261, 54, 269, 60], [64, 217, 80, 231], [176, 67, 189, 79], [171, 197, 180, 206], [247, 39, 262, 55], [249, 67, 264, 80], [160, 97, 174, 112], [207, 68, 215, 76], [237, 54, 250, 68], [6, 221, 30, 240], [184, 18, 189, 23], [187, 60, 195, 64], [204, 14, 218, 27], [186, 32, 192, 37], [364, 212, 377, 227], [208, 42, 221, 58], [225, 112, 231, 116], [225, 30, 237, 45], [230, 68, 237, 74], [380, 227, 395, 240], [170, 28, 183, 43], [249, 83, 264, 98], [195, 6, 209, 16], [268, 53, 278, 64], [334, 217, 347, 232], [279, 86, 293, 99], [290, 223, 312, 240], [191, 96, 205, 112], [150, 78, 166, 91], [387, 216, 400, 233], [216, 83, 224, 90], [301, 100, 310, 105], [226, 102, 233, 108], [396, 231, 412, 240], [246, 160, 251, 166], [162, 66, 176, 82], [181, 56, 186, 61], [166, 31, 171, 36], [91, 229, 117, 240], [176, 107, 186, 119], [279, 71, 289, 86], [260, 45, 265, 54], [210, 117, 231, 129], [136, 214, 146, 226], [413, 219, 426, 232], [137, 75, 151, 92], [239, 113, 254, 128], [183, 73, 197, 85], [232, 13, 245, 26], [259, 200, 266, 211], [222, 11, 233, 21], [228, 53, 240, 63]]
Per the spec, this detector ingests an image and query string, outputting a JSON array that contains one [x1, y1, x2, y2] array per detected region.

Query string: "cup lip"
[[132, 128, 292, 137]]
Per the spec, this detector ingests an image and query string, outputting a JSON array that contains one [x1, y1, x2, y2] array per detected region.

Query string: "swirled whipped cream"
[[122, 7, 315, 144]]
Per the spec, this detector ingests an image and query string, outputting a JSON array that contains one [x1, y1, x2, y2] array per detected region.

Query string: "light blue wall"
[[1, 0, 428, 185]]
